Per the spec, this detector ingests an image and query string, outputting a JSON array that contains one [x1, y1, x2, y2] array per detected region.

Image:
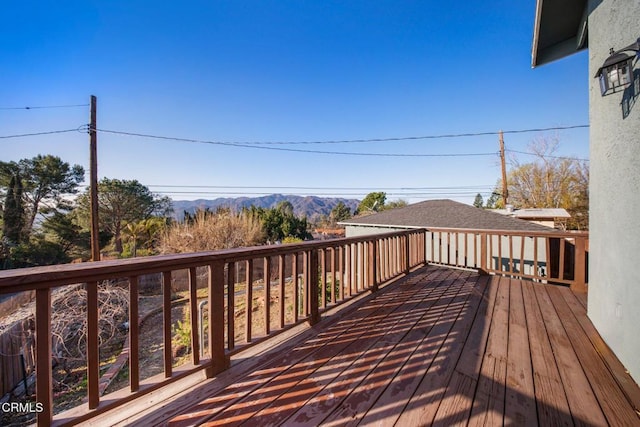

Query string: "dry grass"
[[159, 210, 264, 254]]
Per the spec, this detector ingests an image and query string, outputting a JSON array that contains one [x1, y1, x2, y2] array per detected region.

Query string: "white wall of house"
[[344, 224, 408, 238], [588, 0, 640, 382]]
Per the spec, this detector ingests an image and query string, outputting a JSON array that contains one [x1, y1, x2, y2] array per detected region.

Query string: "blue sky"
[[1, 1, 589, 205]]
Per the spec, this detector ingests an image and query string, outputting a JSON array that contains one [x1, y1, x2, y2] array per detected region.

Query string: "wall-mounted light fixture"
[[595, 38, 640, 97]]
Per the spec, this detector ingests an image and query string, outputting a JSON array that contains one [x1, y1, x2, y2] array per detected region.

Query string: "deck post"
[[206, 261, 229, 377], [572, 236, 588, 293], [35, 288, 52, 426], [308, 250, 320, 325]]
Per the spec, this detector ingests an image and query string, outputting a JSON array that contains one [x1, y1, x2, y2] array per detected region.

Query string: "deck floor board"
[[132, 265, 640, 427]]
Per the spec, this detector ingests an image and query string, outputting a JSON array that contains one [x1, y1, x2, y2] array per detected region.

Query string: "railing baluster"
[[226, 263, 235, 351], [488, 234, 493, 271], [559, 238, 566, 281], [430, 232, 435, 264], [320, 249, 326, 309], [129, 276, 139, 392], [302, 252, 308, 317], [189, 267, 201, 362], [509, 235, 514, 274], [384, 239, 388, 278], [293, 252, 299, 323], [162, 271, 172, 378], [546, 237, 552, 280], [308, 250, 320, 324], [245, 259, 253, 343], [86, 281, 99, 409], [359, 242, 365, 291], [331, 247, 337, 304], [498, 234, 503, 272], [338, 246, 344, 301], [264, 257, 271, 335], [520, 236, 525, 277], [480, 233, 488, 274], [279, 255, 285, 329], [35, 288, 52, 426], [346, 244, 352, 296], [405, 234, 410, 274], [370, 240, 378, 291], [463, 232, 468, 267], [353, 243, 359, 291], [534, 237, 539, 279]]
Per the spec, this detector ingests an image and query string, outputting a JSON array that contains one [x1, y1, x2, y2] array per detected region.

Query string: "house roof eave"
[[532, 0, 589, 68]]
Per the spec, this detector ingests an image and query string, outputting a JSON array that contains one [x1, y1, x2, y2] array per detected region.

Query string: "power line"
[[0, 129, 80, 139], [237, 124, 591, 145], [96, 128, 498, 157], [506, 149, 589, 162], [0, 103, 89, 110], [99, 124, 589, 146]]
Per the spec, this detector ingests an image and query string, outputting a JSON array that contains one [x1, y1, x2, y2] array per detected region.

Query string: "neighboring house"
[[491, 206, 571, 229], [533, 0, 640, 383], [339, 199, 552, 237]]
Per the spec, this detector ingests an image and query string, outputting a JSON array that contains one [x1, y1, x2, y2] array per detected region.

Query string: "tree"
[[2, 173, 26, 244], [122, 217, 167, 257], [357, 192, 387, 215], [473, 193, 484, 208], [77, 178, 172, 254], [0, 156, 85, 235], [243, 203, 311, 242], [503, 137, 589, 230], [21, 155, 84, 233], [330, 202, 352, 223], [384, 199, 408, 210], [485, 191, 502, 209], [41, 210, 87, 255]]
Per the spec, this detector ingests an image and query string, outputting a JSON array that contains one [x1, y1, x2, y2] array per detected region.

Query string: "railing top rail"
[[0, 229, 424, 293]]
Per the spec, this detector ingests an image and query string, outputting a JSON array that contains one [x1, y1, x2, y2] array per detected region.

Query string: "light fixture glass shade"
[[597, 54, 634, 96]]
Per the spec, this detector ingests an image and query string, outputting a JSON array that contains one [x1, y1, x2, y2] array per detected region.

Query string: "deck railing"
[[0, 229, 425, 426], [0, 227, 587, 426], [423, 227, 588, 291]]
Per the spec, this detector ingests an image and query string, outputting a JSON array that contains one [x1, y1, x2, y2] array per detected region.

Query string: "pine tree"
[[473, 193, 484, 208], [2, 173, 26, 244]]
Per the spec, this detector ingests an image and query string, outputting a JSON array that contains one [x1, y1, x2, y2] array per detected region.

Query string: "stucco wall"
[[344, 225, 409, 238], [588, 0, 640, 382]]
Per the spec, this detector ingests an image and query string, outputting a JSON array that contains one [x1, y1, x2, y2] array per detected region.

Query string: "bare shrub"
[[51, 283, 129, 375], [159, 210, 264, 254]]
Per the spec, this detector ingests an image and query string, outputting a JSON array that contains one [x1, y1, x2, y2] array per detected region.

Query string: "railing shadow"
[[123, 266, 610, 426]]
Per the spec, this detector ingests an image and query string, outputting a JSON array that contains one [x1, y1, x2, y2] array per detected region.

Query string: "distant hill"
[[171, 194, 360, 222]]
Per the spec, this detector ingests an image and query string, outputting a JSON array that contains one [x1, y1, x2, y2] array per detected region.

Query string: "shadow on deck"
[[98, 265, 640, 426]]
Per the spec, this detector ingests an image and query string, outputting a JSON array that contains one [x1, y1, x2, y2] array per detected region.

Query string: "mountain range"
[[171, 194, 360, 222]]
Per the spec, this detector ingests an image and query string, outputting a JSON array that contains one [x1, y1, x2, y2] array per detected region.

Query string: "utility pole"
[[89, 95, 100, 261], [499, 130, 509, 207]]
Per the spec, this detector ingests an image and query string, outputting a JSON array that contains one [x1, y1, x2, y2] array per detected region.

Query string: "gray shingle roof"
[[340, 199, 552, 232]]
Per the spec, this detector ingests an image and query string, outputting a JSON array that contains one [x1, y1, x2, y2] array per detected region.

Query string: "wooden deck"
[[109, 266, 640, 426]]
